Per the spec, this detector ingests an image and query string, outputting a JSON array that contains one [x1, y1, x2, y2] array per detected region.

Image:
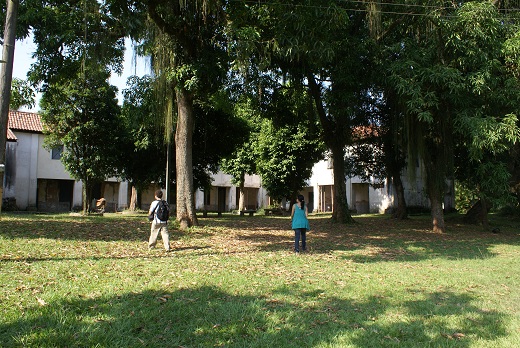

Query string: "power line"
[[238, 0, 520, 19]]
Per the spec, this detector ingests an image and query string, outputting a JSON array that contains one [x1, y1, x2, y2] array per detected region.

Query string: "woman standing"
[[291, 194, 310, 253]]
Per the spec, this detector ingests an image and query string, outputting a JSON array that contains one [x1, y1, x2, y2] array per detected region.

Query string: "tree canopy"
[[40, 69, 123, 213], [3, 0, 520, 231]]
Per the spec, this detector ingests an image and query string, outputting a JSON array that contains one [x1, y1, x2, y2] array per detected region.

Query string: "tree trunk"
[[83, 179, 90, 214], [479, 197, 489, 228], [238, 171, 245, 211], [306, 72, 353, 224], [165, 140, 172, 202], [425, 156, 446, 233], [0, 0, 19, 214], [331, 145, 355, 223], [175, 87, 198, 229], [129, 185, 137, 211], [430, 193, 445, 233], [392, 173, 408, 220]]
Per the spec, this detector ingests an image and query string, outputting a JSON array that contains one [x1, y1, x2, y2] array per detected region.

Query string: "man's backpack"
[[155, 200, 170, 222]]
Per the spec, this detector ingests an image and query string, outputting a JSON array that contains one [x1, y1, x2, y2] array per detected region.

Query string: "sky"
[[12, 37, 150, 111]]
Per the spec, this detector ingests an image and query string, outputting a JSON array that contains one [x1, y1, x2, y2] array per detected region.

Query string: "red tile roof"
[[7, 110, 43, 141], [7, 128, 17, 141]]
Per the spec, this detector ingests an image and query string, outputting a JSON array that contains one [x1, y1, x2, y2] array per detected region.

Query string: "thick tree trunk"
[[175, 88, 198, 229], [479, 196, 489, 228], [0, 0, 18, 214], [129, 185, 137, 211], [384, 128, 408, 219], [430, 193, 445, 233], [331, 145, 355, 223], [392, 173, 408, 220]]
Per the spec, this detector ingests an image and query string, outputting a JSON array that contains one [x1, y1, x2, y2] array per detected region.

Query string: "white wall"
[[118, 181, 129, 210], [309, 159, 427, 214], [194, 172, 268, 211], [37, 135, 73, 180], [11, 132, 40, 209]]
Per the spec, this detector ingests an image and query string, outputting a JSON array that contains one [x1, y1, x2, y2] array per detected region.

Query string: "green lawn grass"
[[0, 212, 519, 347]]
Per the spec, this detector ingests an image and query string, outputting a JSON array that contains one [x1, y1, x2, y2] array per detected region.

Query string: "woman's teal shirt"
[[292, 204, 310, 230]]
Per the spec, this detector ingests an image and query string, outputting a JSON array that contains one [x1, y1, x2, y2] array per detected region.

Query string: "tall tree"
[[138, 0, 229, 229], [380, 1, 520, 232], [40, 69, 123, 213], [0, 0, 19, 213], [19, 0, 128, 213], [256, 83, 325, 203], [219, 94, 262, 212], [452, 2, 520, 223], [120, 75, 166, 210], [230, 0, 373, 223]]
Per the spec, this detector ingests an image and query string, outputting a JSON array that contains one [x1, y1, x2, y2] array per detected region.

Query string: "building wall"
[[193, 172, 268, 212], [3, 131, 130, 212], [6, 128, 431, 214], [37, 135, 72, 180], [4, 142, 17, 199], [9, 132, 40, 209], [309, 159, 429, 214]]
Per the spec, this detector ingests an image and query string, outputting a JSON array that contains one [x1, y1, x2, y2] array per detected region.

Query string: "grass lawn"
[[0, 212, 519, 347]]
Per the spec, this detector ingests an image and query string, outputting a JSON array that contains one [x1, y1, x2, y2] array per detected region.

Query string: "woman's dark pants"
[[294, 228, 306, 252]]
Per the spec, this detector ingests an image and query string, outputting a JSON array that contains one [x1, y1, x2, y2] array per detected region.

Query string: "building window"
[[51, 146, 63, 160]]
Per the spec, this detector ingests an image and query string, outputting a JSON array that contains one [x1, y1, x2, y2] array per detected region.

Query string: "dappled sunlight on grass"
[[1, 212, 519, 347]]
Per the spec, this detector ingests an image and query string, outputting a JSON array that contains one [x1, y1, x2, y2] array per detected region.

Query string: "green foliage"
[[192, 99, 251, 192], [256, 118, 324, 201], [8, 0, 520, 224], [379, 1, 520, 229], [120, 75, 166, 191], [121, 75, 250, 193], [456, 113, 520, 160], [455, 181, 479, 214], [218, 95, 259, 188], [40, 69, 123, 208], [26, 0, 125, 86], [230, 83, 325, 201], [9, 78, 35, 110]]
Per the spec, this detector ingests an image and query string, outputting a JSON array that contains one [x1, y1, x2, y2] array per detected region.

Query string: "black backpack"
[[155, 200, 170, 222]]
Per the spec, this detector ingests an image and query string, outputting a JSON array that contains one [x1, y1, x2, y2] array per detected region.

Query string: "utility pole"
[[0, 0, 19, 213]]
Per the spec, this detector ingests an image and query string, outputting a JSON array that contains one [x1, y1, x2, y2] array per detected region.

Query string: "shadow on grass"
[[0, 285, 509, 347], [1, 213, 519, 263], [0, 214, 149, 242], [224, 215, 520, 262]]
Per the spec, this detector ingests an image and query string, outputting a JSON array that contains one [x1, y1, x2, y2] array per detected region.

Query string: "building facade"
[[4, 111, 442, 214], [4, 111, 127, 212]]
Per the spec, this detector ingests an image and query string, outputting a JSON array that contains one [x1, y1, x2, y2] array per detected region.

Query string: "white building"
[[306, 159, 430, 214], [4, 111, 437, 214], [4, 111, 128, 212], [193, 172, 269, 213]]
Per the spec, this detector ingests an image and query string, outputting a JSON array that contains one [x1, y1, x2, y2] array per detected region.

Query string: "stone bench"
[[264, 208, 285, 216], [239, 209, 256, 216], [202, 210, 222, 217]]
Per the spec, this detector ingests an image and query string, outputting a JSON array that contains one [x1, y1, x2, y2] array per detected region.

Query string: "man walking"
[[148, 190, 171, 252]]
